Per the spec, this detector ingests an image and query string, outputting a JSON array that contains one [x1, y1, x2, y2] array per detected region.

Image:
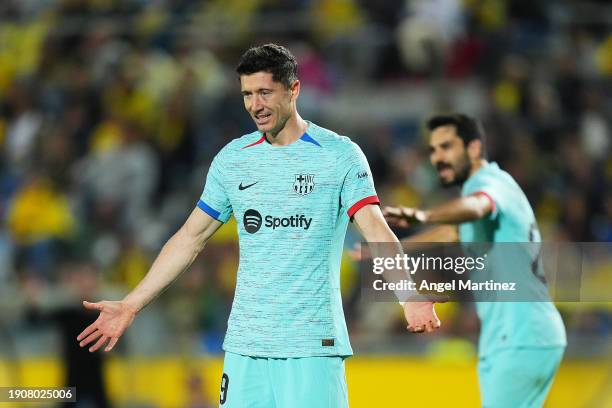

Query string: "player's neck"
[[265, 113, 308, 146], [469, 159, 488, 178]]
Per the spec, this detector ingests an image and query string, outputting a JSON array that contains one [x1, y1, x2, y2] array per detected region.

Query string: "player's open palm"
[[77, 300, 136, 352], [403, 301, 441, 333]]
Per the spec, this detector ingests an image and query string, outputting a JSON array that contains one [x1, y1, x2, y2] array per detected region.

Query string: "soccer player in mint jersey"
[[384, 113, 566, 408], [76, 44, 442, 407]]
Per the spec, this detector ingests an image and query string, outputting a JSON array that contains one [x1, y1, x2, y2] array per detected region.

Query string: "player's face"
[[240, 72, 297, 135], [429, 125, 471, 187]]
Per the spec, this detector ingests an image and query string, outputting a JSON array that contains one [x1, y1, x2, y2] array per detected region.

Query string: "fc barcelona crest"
[[293, 174, 315, 196]]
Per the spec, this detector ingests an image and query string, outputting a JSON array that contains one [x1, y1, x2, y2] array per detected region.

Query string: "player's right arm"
[[383, 193, 493, 227], [77, 208, 223, 352]]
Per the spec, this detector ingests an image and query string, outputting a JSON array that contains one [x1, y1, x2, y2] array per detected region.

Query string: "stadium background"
[[0, 0, 610, 406]]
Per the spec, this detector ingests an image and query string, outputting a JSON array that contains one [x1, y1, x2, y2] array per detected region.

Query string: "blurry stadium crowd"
[[0, 0, 610, 355]]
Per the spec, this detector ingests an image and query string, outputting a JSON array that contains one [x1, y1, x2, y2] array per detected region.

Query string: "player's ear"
[[289, 80, 300, 101], [467, 139, 482, 160]]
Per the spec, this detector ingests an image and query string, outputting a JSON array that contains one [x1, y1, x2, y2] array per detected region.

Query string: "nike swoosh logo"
[[239, 182, 258, 190]]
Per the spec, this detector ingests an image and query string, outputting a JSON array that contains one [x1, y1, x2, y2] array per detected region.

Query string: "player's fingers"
[[89, 335, 109, 352], [77, 322, 97, 341], [425, 320, 437, 332], [79, 329, 103, 347], [381, 206, 395, 216], [400, 207, 415, 218], [383, 207, 403, 219], [83, 301, 104, 311], [105, 337, 119, 352], [407, 321, 424, 333]]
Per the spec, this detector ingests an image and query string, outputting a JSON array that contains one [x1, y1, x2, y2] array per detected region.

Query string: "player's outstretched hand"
[[402, 301, 441, 334], [77, 300, 136, 352], [383, 206, 420, 228]]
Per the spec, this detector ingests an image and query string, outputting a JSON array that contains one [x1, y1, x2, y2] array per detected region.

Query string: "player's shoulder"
[[479, 162, 517, 188], [469, 162, 502, 183], [463, 162, 518, 199], [215, 131, 264, 160], [307, 122, 362, 155]]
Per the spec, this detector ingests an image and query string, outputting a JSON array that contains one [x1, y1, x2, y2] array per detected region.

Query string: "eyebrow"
[[241, 88, 273, 95], [429, 141, 452, 151]]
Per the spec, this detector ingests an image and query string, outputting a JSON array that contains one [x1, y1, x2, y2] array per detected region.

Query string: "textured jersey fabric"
[[198, 121, 379, 357], [459, 162, 566, 357]]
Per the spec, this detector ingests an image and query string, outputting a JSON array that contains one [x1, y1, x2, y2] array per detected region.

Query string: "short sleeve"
[[339, 142, 380, 218], [197, 152, 233, 223]]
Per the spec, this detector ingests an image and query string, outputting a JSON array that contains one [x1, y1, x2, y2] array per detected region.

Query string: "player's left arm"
[[352, 204, 442, 333], [385, 193, 493, 227], [352, 202, 398, 243]]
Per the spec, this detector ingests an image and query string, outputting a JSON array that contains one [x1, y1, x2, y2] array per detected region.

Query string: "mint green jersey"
[[198, 122, 379, 358], [460, 162, 566, 357]]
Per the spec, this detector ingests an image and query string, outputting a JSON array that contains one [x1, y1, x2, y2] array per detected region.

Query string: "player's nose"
[[252, 94, 265, 111], [430, 150, 443, 166]]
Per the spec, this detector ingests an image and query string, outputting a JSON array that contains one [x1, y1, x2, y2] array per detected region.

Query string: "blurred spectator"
[[75, 118, 158, 237], [396, 0, 465, 76], [3, 79, 44, 172], [7, 174, 75, 278], [24, 261, 110, 408]]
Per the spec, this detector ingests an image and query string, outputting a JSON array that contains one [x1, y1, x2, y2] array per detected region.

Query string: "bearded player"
[[385, 114, 566, 408]]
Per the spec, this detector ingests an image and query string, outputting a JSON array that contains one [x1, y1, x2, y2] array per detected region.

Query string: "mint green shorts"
[[478, 347, 565, 408], [219, 352, 349, 408]]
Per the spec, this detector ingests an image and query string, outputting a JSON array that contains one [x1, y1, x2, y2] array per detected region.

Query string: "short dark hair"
[[236, 43, 298, 89], [427, 113, 486, 153]]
